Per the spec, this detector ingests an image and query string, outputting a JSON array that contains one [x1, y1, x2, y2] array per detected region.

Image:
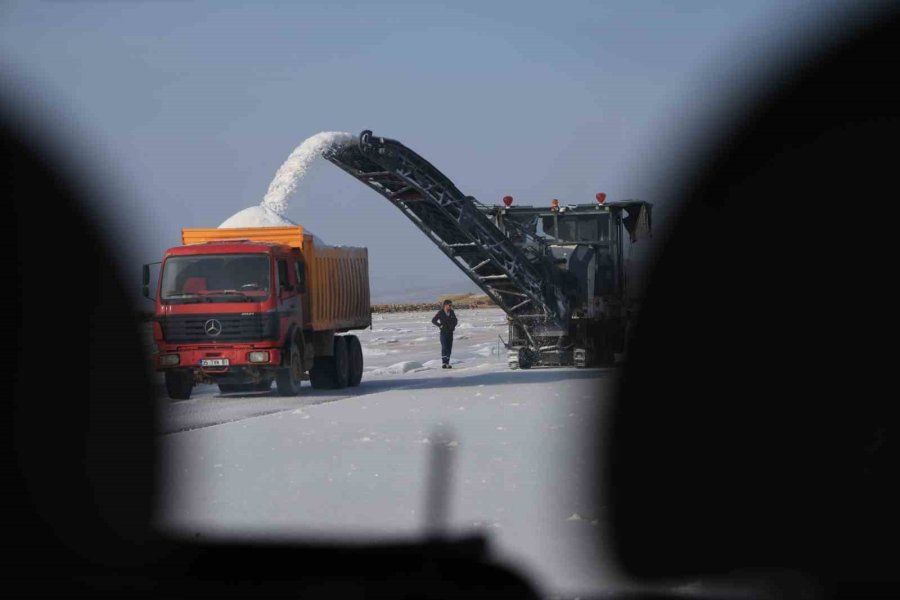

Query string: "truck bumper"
[[155, 347, 283, 372]]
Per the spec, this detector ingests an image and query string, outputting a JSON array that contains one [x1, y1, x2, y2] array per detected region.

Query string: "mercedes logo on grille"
[[204, 319, 223, 337]]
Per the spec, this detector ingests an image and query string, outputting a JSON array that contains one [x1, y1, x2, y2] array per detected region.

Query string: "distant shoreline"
[[371, 294, 496, 314], [371, 303, 496, 314]]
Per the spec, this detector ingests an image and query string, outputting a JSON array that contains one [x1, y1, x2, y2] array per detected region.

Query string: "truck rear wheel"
[[165, 370, 193, 400], [309, 336, 351, 390], [333, 336, 350, 389], [309, 357, 335, 389], [276, 344, 303, 396], [346, 335, 363, 387]]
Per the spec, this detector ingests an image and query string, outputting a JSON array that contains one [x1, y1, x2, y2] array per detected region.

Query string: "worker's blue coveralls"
[[431, 308, 458, 367]]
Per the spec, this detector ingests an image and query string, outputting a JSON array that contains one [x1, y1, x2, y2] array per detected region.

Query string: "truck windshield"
[[160, 254, 271, 303]]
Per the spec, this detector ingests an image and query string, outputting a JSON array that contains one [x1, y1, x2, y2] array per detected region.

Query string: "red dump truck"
[[143, 226, 371, 400]]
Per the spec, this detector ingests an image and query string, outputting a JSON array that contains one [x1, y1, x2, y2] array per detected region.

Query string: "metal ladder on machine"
[[324, 130, 571, 348]]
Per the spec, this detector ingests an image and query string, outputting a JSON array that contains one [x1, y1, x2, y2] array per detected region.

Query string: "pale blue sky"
[[1, 0, 857, 300]]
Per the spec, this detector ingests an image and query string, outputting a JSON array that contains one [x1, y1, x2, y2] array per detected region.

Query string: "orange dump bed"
[[182, 226, 370, 332]]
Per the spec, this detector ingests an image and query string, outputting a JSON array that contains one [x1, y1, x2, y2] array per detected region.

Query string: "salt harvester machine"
[[325, 130, 652, 368]]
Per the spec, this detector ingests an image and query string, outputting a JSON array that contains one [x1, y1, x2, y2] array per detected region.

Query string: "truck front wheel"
[[165, 370, 193, 400], [276, 344, 303, 396]]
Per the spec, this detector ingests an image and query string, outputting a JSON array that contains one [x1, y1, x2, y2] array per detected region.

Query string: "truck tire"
[[309, 357, 336, 389], [165, 370, 193, 400], [333, 336, 350, 389], [346, 335, 363, 387], [276, 343, 303, 396]]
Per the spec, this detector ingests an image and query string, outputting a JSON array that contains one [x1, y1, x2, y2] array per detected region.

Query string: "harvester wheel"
[[346, 335, 363, 387], [165, 370, 193, 400], [333, 336, 350, 389], [517, 348, 533, 370], [597, 339, 615, 367], [276, 343, 303, 396]]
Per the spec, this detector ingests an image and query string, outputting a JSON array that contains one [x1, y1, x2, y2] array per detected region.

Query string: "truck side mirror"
[[142, 265, 151, 299]]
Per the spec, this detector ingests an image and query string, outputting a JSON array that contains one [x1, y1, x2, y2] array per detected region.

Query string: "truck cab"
[[152, 240, 304, 397], [145, 226, 370, 400]]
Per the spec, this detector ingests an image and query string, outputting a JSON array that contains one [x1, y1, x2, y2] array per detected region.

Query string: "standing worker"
[[432, 299, 458, 368]]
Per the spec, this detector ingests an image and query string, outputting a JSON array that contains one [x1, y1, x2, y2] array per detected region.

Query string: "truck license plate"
[[200, 358, 229, 367]]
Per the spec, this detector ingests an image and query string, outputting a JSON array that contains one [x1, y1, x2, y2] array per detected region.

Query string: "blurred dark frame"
[[6, 5, 898, 599], [602, 5, 899, 598]]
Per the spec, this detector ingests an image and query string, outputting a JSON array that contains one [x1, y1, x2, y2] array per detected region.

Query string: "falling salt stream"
[[218, 131, 355, 241]]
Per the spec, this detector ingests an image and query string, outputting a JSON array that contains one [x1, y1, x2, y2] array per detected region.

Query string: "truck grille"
[[159, 313, 279, 344]]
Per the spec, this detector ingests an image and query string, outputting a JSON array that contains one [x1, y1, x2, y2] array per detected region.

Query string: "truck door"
[[276, 258, 301, 332], [294, 260, 310, 329]]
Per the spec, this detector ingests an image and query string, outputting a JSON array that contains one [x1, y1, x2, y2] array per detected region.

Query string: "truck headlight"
[[248, 351, 270, 363], [159, 354, 180, 367]]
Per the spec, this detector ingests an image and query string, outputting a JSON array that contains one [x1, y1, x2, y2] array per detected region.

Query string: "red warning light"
[[596, 192, 607, 204], [502, 195, 514, 207]]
